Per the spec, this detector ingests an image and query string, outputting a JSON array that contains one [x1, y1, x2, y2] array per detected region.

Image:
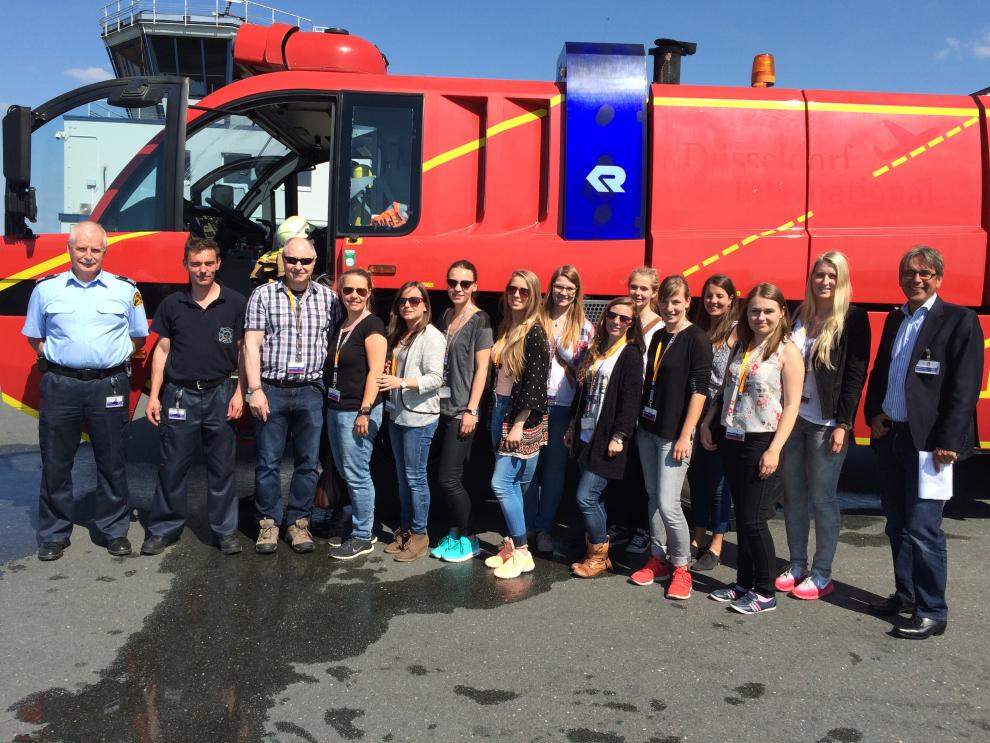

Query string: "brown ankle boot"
[[384, 527, 409, 554], [394, 532, 430, 562], [571, 538, 611, 578]]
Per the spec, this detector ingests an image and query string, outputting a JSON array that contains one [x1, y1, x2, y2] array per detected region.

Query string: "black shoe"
[[328, 537, 375, 560], [107, 537, 132, 557], [692, 549, 721, 572], [217, 535, 242, 555], [893, 616, 947, 640], [327, 533, 378, 548], [868, 593, 915, 616], [38, 542, 69, 562], [140, 535, 178, 556]]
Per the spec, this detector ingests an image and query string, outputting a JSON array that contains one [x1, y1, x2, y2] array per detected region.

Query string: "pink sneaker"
[[791, 576, 834, 600], [774, 566, 807, 593]]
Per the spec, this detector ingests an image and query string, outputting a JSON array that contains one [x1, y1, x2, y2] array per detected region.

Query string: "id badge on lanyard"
[[328, 326, 351, 403], [105, 375, 124, 409], [167, 388, 186, 421]]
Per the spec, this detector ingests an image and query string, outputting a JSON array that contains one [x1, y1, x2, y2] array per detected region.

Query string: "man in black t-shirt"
[[142, 237, 248, 556]]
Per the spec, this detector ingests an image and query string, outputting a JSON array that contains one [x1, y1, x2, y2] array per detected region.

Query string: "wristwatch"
[[837, 423, 853, 431], [245, 386, 259, 400], [358, 406, 372, 416], [464, 407, 479, 417], [399, 378, 408, 390]]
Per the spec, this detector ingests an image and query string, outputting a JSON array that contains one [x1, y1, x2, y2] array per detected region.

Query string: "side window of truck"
[[339, 94, 422, 235]]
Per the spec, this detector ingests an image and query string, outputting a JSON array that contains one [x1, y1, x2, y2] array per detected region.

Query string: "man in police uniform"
[[244, 237, 343, 554], [142, 237, 247, 556], [22, 221, 148, 561]]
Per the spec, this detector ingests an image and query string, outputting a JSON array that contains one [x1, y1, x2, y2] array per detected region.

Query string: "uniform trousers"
[[148, 381, 239, 540], [37, 371, 131, 545]]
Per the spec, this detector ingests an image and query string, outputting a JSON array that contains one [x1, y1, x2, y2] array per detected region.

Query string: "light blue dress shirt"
[[22, 270, 149, 369], [882, 293, 938, 422]]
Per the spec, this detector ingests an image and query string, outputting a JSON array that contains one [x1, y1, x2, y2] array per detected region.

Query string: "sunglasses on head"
[[341, 285, 369, 297], [606, 310, 634, 325], [283, 256, 315, 266], [397, 296, 424, 307], [506, 285, 531, 298], [447, 278, 474, 290]]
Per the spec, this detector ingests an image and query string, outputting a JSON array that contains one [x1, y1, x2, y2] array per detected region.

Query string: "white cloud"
[[63, 66, 114, 84], [935, 30, 990, 61]]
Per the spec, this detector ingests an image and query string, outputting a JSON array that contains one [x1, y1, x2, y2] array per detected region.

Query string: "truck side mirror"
[[3, 105, 32, 188]]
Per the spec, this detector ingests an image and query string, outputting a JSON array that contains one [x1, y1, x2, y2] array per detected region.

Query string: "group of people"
[[24, 220, 984, 640]]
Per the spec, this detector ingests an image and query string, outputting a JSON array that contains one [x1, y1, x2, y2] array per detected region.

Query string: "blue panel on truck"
[[558, 41, 647, 241]]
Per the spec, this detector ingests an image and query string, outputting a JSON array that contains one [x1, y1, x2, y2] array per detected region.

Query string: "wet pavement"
[[2, 404, 990, 742]]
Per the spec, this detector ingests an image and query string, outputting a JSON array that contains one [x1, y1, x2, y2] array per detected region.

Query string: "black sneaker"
[[692, 549, 720, 571], [606, 524, 630, 546], [217, 535, 242, 555], [328, 537, 375, 560], [327, 533, 378, 548]]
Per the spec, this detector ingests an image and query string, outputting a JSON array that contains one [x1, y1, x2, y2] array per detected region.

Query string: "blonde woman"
[[485, 270, 551, 579], [526, 265, 594, 553], [777, 252, 870, 599]]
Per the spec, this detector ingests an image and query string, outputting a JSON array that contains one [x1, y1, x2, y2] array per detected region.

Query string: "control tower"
[[99, 1, 319, 98]]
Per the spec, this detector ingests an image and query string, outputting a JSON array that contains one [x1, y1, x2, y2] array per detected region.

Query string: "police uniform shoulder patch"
[[113, 274, 138, 287]]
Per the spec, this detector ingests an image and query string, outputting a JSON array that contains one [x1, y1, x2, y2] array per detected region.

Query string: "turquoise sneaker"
[[443, 536, 481, 563], [430, 532, 457, 559]]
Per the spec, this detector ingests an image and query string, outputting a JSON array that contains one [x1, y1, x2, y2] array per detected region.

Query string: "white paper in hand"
[[918, 451, 953, 501]]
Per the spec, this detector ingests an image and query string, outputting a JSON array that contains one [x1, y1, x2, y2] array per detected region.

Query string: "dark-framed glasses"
[[397, 296, 424, 307], [447, 278, 474, 290], [283, 256, 315, 266], [606, 310, 634, 325]]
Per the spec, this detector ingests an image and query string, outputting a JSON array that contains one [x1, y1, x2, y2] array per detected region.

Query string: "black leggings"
[[435, 414, 476, 533], [718, 430, 781, 598]]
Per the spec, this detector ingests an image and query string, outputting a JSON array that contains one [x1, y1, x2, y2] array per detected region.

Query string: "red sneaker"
[[630, 556, 670, 586], [666, 566, 693, 600]]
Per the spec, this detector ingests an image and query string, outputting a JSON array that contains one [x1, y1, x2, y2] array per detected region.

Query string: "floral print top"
[[720, 340, 790, 433]]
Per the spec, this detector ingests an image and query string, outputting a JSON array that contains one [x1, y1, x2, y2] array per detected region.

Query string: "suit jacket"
[[863, 296, 983, 456]]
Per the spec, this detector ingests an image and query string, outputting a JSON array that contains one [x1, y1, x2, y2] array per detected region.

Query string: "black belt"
[[44, 362, 127, 381], [890, 421, 911, 431], [262, 377, 321, 388], [172, 377, 230, 391]]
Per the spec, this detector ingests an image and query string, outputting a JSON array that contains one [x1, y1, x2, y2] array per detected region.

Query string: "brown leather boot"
[[571, 537, 611, 578], [384, 527, 409, 554], [394, 532, 430, 562]]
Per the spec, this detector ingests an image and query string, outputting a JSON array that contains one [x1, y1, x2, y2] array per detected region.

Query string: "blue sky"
[[1, 0, 988, 112]]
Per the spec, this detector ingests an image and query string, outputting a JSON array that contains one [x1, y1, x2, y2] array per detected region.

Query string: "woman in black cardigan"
[[565, 297, 645, 578], [778, 251, 870, 600]]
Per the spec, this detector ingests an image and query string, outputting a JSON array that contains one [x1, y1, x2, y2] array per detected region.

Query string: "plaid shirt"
[[245, 280, 344, 381]]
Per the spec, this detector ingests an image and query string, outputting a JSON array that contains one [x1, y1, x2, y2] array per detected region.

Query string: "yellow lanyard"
[[287, 288, 304, 360], [737, 345, 760, 394]]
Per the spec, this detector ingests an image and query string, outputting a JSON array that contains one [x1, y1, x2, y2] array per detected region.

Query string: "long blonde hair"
[[496, 269, 543, 381], [628, 266, 660, 313], [796, 251, 851, 370], [541, 265, 586, 351]]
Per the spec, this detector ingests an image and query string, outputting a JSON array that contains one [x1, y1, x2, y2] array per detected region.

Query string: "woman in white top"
[[525, 265, 594, 553], [777, 252, 870, 600], [378, 281, 445, 562]]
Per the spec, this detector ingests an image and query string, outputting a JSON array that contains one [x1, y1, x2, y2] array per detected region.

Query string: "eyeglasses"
[[552, 284, 577, 295], [447, 278, 474, 290], [341, 286, 369, 297], [397, 296, 424, 307], [506, 285, 531, 298], [606, 310, 634, 325], [900, 269, 937, 281], [282, 256, 315, 266]]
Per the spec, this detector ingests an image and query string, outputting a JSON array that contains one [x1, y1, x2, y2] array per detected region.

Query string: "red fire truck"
[[1, 23, 988, 447]]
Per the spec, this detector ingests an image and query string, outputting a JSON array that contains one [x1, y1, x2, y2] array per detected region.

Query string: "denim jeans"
[[636, 429, 691, 566], [490, 394, 539, 546], [524, 404, 571, 533], [326, 405, 383, 541], [875, 426, 948, 620], [389, 418, 438, 534], [781, 416, 847, 580], [687, 437, 732, 534], [575, 466, 611, 544], [254, 383, 324, 526]]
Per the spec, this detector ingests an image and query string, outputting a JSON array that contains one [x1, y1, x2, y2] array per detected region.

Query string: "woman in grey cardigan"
[[378, 281, 446, 562]]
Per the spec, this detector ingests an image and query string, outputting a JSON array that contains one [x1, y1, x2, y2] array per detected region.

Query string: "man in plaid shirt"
[[243, 237, 343, 555]]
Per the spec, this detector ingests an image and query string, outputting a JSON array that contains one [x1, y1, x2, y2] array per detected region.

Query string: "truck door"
[[1, 77, 189, 418]]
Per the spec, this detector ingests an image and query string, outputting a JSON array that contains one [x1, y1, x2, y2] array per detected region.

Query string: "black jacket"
[[802, 305, 871, 427], [568, 344, 645, 481], [864, 297, 983, 455]]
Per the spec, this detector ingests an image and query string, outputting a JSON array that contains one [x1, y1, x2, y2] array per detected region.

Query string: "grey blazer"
[[392, 324, 446, 426]]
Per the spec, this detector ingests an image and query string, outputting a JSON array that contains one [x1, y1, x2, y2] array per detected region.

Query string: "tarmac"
[[1, 402, 989, 742]]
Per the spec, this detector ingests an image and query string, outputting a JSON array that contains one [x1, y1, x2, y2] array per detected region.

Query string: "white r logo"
[[586, 165, 626, 193]]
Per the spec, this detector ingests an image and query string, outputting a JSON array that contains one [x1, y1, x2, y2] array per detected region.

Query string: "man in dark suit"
[[864, 245, 984, 639]]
